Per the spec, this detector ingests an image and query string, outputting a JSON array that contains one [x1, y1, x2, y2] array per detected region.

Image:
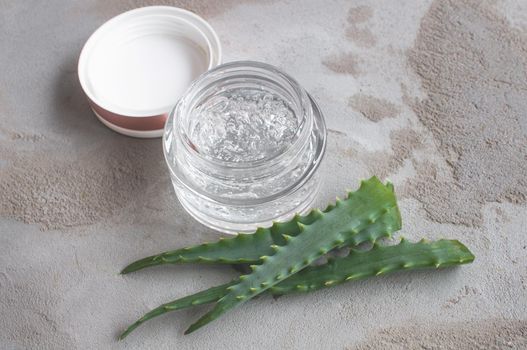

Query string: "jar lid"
[[78, 6, 222, 138]]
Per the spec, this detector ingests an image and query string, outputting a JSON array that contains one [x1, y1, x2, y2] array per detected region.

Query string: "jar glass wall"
[[163, 61, 327, 233]]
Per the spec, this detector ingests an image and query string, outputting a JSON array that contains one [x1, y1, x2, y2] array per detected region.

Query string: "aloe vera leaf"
[[185, 176, 397, 334], [231, 203, 401, 274], [119, 238, 474, 339], [271, 238, 475, 294], [121, 181, 401, 274], [118, 282, 235, 340]]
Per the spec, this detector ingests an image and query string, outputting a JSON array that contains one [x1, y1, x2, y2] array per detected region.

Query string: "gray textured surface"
[[1, 1, 526, 349]]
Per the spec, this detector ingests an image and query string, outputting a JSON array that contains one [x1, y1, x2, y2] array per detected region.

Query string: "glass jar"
[[163, 61, 327, 234]]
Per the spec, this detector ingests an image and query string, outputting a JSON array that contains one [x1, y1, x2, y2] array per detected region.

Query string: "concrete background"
[[1, 0, 526, 349]]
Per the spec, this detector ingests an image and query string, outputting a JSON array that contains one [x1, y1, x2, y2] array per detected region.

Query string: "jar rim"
[[172, 61, 314, 170]]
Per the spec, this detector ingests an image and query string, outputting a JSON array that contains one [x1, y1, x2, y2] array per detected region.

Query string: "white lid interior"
[[78, 7, 222, 117]]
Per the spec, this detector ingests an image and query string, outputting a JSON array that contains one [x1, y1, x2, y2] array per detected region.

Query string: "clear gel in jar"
[[163, 61, 327, 233]]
